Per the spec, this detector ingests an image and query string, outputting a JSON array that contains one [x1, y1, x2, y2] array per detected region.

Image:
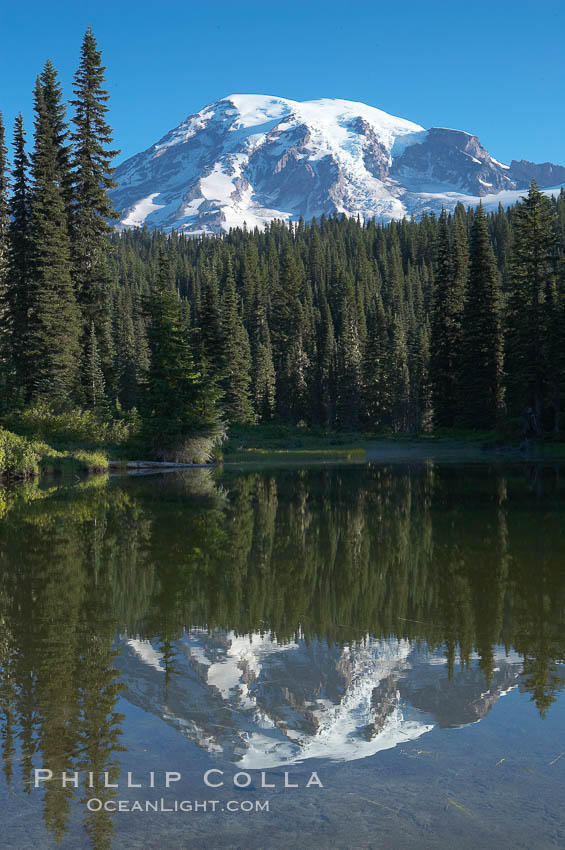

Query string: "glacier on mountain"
[[111, 94, 565, 234]]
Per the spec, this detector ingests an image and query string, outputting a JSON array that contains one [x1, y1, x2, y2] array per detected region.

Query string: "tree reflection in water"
[[0, 463, 564, 847]]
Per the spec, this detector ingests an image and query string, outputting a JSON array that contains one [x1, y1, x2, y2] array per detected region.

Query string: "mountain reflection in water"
[[0, 462, 564, 848], [119, 631, 527, 768]]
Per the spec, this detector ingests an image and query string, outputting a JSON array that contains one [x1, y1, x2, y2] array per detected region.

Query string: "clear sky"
[[1, 0, 563, 167]]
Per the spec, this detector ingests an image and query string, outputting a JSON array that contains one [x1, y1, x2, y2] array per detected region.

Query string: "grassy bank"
[[0, 406, 121, 478], [223, 423, 565, 464], [0, 426, 109, 479], [223, 423, 372, 463]]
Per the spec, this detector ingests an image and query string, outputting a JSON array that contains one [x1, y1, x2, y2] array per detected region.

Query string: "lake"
[[0, 460, 564, 849]]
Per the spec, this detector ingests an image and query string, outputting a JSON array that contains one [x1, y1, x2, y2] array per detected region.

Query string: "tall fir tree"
[[133, 291, 151, 393], [70, 26, 119, 389], [114, 288, 139, 410], [459, 204, 504, 429], [26, 79, 81, 403], [361, 296, 387, 429], [505, 182, 558, 432], [241, 242, 261, 318], [250, 300, 276, 420], [219, 260, 254, 424], [142, 246, 218, 456], [413, 321, 433, 433], [384, 314, 411, 433], [0, 112, 10, 405], [270, 242, 301, 369], [335, 293, 362, 429], [84, 320, 106, 413], [4, 115, 32, 399], [40, 60, 73, 221], [0, 112, 8, 287], [199, 260, 222, 370], [430, 208, 467, 427], [280, 303, 311, 424], [315, 299, 336, 429]]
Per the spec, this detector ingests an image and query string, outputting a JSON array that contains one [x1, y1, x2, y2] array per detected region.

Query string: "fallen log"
[[108, 460, 217, 469]]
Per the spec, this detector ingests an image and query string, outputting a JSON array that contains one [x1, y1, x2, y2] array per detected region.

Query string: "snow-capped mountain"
[[116, 630, 523, 768], [111, 94, 565, 234]]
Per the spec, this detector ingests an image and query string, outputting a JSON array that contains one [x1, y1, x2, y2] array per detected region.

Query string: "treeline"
[[108, 188, 565, 435], [1, 28, 564, 439]]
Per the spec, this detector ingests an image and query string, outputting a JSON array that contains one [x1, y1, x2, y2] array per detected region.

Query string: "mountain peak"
[[111, 94, 565, 234]]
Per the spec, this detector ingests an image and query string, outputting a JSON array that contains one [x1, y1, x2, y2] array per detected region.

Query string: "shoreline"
[[3, 425, 565, 482]]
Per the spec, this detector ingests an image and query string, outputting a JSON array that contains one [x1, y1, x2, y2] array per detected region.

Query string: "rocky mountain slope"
[[111, 94, 565, 234]]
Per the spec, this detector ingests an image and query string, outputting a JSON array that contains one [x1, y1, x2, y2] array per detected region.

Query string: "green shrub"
[[0, 428, 41, 478], [39, 447, 109, 474], [149, 427, 225, 464], [4, 402, 139, 447], [71, 450, 109, 471], [0, 425, 109, 479]]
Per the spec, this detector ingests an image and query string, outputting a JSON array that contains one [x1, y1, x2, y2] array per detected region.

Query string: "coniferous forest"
[[1, 28, 565, 466]]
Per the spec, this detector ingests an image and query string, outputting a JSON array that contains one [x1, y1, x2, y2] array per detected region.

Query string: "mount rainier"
[[111, 94, 565, 234]]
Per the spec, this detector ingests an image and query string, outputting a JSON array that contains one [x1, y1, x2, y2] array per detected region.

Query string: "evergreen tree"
[[133, 292, 151, 389], [84, 321, 106, 413], [270, 242, 301, 367], [384, 315, 411, 432], [114, 288, 139, 410], [26, 78, 81, 403], [280, 303, 311, 424], [219, 261, 254, 424], [316, 300, 336, 429], [414, 322, 433, 433], [250, 301, 276, 420], [70, 26, 119, 383], [142, 246, 218, 457], [335, 294, 362, 429], [4, 115, 31, 398], [361, 296, 387, 429], [241, 242, 261, 318], [199, 260, 222, 370], [0, 112, 8, 287], [0, 112, 10, 404], [40, 60, 73, 220], [308, 223, 324, 292], [505, 182, 558, 432], [430, 208, 467, 427], [459, 205, 504, 429]]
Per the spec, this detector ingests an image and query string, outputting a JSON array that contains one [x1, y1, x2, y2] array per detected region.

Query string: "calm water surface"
[[0, 461, 564, 849]]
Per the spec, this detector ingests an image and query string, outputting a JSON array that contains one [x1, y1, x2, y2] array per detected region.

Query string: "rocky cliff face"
[[508, 159, 565, 187], [110, 94, 565, 235], [390, 127, 516, 195]]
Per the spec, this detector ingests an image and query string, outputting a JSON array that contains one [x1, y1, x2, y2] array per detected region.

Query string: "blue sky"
[[1, 0, 563, 167]]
